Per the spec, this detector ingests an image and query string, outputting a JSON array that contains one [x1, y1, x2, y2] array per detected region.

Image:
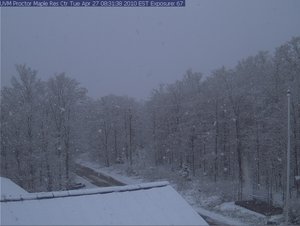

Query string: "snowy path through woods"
[[74, 163, 125, 187]]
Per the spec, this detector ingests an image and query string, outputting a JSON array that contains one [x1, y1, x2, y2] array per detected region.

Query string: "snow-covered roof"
[[0, 177, 28, 198], [1, 180, 208, 225]]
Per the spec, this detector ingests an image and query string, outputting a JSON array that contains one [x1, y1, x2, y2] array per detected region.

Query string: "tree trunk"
[[255, 119, 261, 185], [292, 102, 299, 196], [104, 130, 110, 167], [191, 127, 195, 176], [129, 110, 133, 166], [214, 99, 219, 182], [114, 128, 118, 161], [235, 118, 243, 200]]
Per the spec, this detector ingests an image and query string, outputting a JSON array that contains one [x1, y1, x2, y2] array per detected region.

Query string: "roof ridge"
[[1, 181, 169, 203]]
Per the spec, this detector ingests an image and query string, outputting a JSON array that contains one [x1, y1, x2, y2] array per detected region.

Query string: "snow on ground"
[[216, 202, 266, 218], [178, 187, 250, 225], [181, 192, 266, 225], [193, 205, 246, 226], [176, 183, 267, 225]]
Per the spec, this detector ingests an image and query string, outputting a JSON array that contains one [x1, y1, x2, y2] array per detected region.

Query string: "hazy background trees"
[[82, 95, 141, 168], [142, 37, 300, 203], [1, 37, 299, 205]]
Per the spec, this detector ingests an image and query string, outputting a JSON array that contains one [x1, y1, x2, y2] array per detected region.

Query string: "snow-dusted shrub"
[[125, 167, 138, 176], [202, 195, 223, 208]]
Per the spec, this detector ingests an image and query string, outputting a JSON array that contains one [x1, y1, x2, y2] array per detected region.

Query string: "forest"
[[1, 37, 299, 210]]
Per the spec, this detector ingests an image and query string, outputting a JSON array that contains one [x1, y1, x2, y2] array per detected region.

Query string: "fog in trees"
[[1, 37, 300, 221]]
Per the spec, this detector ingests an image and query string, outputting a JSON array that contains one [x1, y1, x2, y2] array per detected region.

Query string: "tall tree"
[[46, 73, 86, 188]]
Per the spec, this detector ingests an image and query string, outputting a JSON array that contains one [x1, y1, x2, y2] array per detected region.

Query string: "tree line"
[[1, 37, 299, 203]]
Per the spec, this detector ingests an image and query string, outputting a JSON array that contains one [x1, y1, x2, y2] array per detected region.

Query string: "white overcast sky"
[[1, 0, 300, 100]]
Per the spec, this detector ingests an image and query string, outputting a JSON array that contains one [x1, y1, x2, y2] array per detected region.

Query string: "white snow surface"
[[1, 181, 208, 226], [0, 177, 28, 198]]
